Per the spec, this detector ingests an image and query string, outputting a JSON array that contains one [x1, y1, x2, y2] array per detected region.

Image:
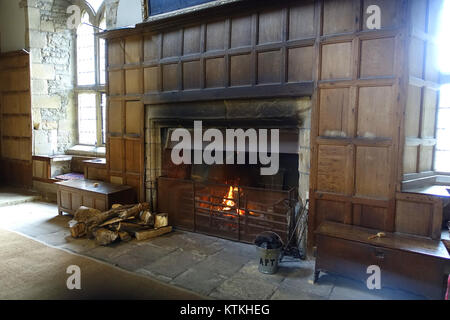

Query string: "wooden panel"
[[206, 20, 226, 51], [163, 30, 182, 58], [72, 192, 82, 211], [162, 64, 179, 91], [419, 145, 434, 172], [183, 26, 201, 55], [408, 38, 425, 79], [321, 42, 352, 80], [82, 195, 95, 209], [1, 139, 31, 161], [2, 115, 31, 137], [109, 71, 124, 95], [353, 204, 388, 230], [205, 57, 225, 88], [125, 101, 143, 135], [32, 159, 48, 180], [1, 92, 31, 114], [125, 68, 143, 94], [323, 0, 354, 35], [357, 86, 394, 138], [230, 54, 252, 87], [108, 101, 123, 134], [289, 2, 315, 40], [396, 200, 434, 238], [60, 190, 71, 210], [362, 0, 399, 30], [144, 35, 159, 61], [355, 147, 391, 199], [258, 9, 283, 44], [125, 36, 142, 64], [0, 69, 29, 92], [316, 200, 347, 225], [125, 140, 142, 174], [360, 38, 395, 78], [183, 61, 201, 89], [403, 146, 418, 174], [257, 50, 281, 84], [319, 88, 353, 137], [287, 46, 314, 82], [94, 198, 107, 212], [125, 174, 142, 200], [110, 176, 124, 185], [421, 88, 437, 138], [109, 40, 124, 66], [231, 16, 252, 48], [404, 85, 422, 138], [317, 145, 353, 195], [109, 138, 124, 172], [396, 193, 443, 240], [144, 67, 159, 92]]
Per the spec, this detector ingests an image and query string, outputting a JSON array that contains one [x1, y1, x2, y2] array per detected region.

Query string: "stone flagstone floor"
[[0, 197, 426, 300]]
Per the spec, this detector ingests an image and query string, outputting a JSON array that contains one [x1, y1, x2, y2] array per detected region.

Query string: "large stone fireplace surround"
[[144, 97, 311, 247]]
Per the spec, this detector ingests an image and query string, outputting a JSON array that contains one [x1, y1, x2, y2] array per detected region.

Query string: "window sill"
[[66, 145, 106, 158]]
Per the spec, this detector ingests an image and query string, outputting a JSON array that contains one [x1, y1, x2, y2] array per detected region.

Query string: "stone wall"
[[27, 0, 76, 155]]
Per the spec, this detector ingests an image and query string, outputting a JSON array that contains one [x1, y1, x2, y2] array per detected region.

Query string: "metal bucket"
[[256, 246, 282, 274]]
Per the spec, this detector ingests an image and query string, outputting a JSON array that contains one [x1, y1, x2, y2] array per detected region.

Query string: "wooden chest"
[[56, 180, 136, 215], [315, 222, 450, 300]]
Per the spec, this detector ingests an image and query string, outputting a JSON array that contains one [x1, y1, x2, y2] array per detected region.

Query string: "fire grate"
[[158, 177, 297, 244]]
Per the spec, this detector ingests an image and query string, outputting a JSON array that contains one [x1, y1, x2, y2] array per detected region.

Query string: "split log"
[[69, 221, 87, 238], [135, 226, 173, 241], [74, 206, 101, 222], [117, 222, 149, 234], [99, 216, 135, 228], [118, 203, 150, 220], [154, 213, 169, 229], [85, 204, 135, 228], [95, 228, 119, 246], [119, 231, 132, 242], [139, 211, 154, 226]]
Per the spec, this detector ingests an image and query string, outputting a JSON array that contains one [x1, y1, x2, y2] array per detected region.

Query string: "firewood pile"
[[68, 203, 172, 246]]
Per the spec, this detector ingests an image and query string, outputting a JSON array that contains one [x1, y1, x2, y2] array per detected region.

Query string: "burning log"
[[135, 226, 173, 241], [155, 213, 169, 229], [95, 228, 119, 246]]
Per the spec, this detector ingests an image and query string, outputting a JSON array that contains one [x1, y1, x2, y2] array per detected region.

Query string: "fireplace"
[[158, 178, 296, 243], [145, 98, 311, 245]]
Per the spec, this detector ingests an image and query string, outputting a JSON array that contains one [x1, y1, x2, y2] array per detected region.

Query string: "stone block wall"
[[27, 0, 76, 155]]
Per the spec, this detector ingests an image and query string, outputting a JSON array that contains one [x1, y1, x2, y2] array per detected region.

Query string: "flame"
[[221, 186, 246, 216]]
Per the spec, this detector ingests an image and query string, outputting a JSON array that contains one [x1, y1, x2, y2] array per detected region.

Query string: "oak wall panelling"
[[106, 36, 145, 201], [0, 50, 32, 187], [102, 0, 443, 253], [308, 0, 406, 251]]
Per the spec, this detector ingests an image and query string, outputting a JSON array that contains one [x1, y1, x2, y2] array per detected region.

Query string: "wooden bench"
[[314, 221, 450, 300], [56, 179, 136, 215]]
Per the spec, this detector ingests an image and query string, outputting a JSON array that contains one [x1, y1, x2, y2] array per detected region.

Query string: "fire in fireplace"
[[157, 125, 299, 244]]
